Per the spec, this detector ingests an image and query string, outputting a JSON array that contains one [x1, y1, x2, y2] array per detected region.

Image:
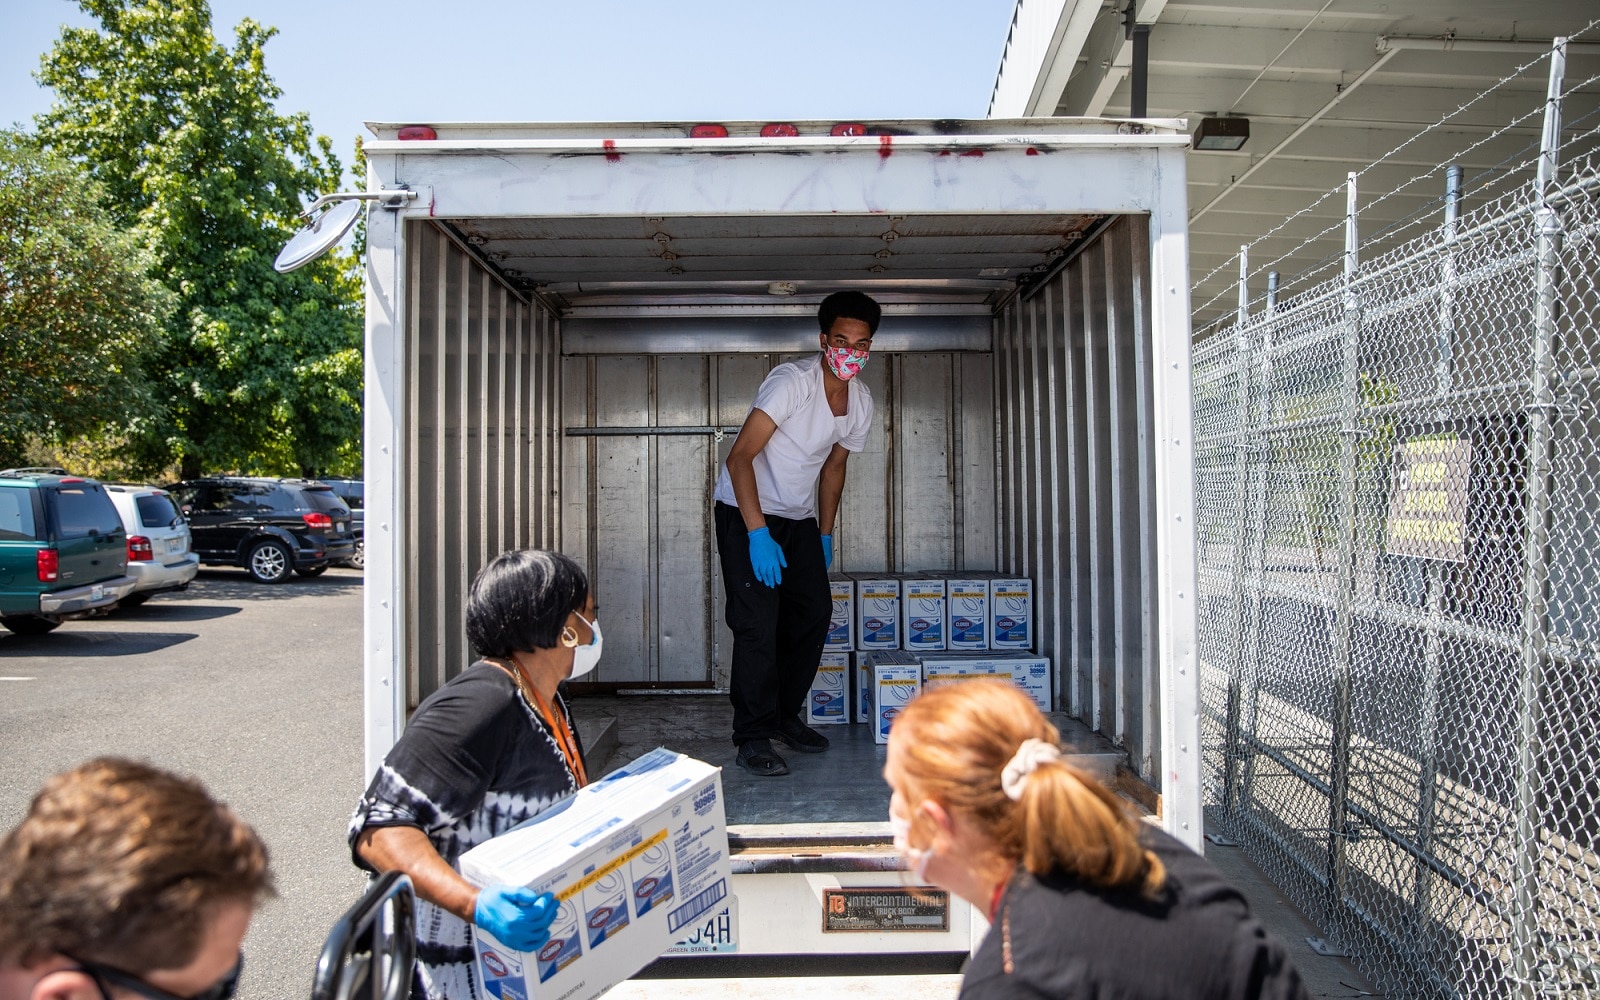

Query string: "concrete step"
[[569, 709, 618, 772]]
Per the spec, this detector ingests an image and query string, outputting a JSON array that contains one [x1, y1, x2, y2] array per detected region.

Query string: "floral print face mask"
[[823, 346, 869, 381]]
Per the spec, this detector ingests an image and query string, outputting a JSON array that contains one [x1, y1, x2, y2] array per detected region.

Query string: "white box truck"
[[332, 117, 1200, 976]]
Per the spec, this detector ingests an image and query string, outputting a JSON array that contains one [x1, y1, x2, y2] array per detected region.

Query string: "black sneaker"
[[736, 739, 790, 777], [775, 718, 830, 754]]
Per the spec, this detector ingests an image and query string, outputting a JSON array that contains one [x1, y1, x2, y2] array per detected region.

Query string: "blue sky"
[[3, 0, 1019, 166]]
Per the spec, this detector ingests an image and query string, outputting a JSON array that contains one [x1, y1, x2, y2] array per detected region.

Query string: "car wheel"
[[246, 540, 293, 584], [119, 593, 151, 608], [2, 615, 61, 636], [347, 539, 365, 570], [295, 565, 328, 578]]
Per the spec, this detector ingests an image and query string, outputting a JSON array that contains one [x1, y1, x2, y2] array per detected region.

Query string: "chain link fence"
[[1193, 36, 1600, 999]]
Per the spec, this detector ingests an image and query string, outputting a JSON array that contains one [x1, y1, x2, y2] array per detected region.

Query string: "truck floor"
[[569, 693, 1128, 827]]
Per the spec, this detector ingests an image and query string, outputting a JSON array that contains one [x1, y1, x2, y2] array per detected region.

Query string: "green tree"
[[35, 0, 362, 479], [0, 130, 171, 470]]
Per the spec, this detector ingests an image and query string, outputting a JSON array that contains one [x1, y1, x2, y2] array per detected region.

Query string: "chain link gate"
[[1193, 35, 1600, 999]]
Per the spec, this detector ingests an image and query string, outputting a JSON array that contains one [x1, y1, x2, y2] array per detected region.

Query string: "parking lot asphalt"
[[0, 567, 370, 1000]]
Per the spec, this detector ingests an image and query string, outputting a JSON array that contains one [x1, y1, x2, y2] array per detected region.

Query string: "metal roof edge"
[[363, 116, 1187, 139], [364, 127, 1190, 156]]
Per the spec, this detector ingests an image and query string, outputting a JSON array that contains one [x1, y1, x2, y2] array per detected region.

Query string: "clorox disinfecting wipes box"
[[854, 576, 902, 650], [921, 655, 1008, 689], [852, 652, 872, 724], [460, 748, 731, 1000], [825, 574, 855, 652], [807, 652, 850, 725], [902, 577, 947, 652], [868, 650, 923, 744], [1005, 656, 1052, 712], [919, 652, 1052, 713], [989, 578, 1034, 649], [946, 576, 991, 650]]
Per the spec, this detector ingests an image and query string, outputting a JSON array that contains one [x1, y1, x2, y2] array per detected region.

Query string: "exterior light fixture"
[[1192, 116, 1250, 151]]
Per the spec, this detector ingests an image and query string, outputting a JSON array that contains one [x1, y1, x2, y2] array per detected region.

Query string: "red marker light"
[[831, 123, 867, 136], [690, 124, 729, 138], [397, 126, 438, 141], [37, 549, 58, 582], [760, 123, 799, 137]]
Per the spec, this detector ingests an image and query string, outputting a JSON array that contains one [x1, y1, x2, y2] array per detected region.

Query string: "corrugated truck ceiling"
[[448, 213, 1105, 310]]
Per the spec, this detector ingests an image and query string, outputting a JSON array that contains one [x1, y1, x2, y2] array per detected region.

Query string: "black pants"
[[714, 502, 832, 745]]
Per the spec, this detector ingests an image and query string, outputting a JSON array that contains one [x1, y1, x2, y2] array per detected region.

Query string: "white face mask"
[[890, 812, 933, 883], [569, 612, 602, 679]]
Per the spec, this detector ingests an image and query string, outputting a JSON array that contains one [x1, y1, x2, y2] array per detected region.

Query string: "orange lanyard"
[[525, 684, 589, 788]]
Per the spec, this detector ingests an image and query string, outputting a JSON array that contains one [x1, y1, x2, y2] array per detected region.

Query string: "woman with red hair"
[[885, 679, 1307, 999]]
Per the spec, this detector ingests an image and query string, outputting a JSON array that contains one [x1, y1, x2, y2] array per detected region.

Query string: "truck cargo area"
[[359, 119, 1202, 958]]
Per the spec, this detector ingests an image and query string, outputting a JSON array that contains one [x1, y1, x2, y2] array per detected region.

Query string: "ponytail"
[[1016, 758, 1165, 895], [891, 679, 1164, 897]]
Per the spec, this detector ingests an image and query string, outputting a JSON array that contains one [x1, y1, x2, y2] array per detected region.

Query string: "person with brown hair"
[[0, 758, 274, 1000], [885, 679, 1308, 999]]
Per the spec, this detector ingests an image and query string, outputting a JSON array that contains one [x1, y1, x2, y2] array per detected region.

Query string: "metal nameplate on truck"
[[821, 888, 949, 932], [664, 898, 737, 955]]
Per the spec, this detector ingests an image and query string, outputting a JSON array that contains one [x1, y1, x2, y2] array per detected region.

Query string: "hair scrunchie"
[[1000, 738, 1062, 801]]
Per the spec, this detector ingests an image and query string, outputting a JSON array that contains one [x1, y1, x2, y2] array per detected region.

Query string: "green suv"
[[0, 469, 137, 636]]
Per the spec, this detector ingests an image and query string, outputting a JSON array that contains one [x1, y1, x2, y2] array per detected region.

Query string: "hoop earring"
[[560, 625, 579, 648]]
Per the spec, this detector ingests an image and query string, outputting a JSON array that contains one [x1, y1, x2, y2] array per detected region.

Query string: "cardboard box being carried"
[[460, 749, 732, 1000], [807, 652, 850, 726]]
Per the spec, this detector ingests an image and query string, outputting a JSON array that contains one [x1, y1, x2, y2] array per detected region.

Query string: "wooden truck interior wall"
[[994, 215, 1161, 781]]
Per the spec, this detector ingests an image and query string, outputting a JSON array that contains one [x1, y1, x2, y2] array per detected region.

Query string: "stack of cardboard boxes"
[[810, 572, 1044, 743]]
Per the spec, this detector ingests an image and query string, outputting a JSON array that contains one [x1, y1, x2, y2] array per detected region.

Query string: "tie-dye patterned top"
[[348, 660, 583, 1000]]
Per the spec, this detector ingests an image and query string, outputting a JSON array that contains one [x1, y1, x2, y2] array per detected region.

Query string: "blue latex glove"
[[748, 526, 787, 587], [821, 534, 833, 568], [474, 884, 558, 952]]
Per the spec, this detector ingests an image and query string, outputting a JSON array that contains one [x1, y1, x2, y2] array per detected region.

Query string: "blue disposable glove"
[[748, 526, 787, 588], [821, 533, 833, 568], [474, 884, 558, 952]]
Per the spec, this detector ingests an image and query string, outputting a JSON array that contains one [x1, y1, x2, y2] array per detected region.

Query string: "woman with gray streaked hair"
[[348, 549, 602, 1000]]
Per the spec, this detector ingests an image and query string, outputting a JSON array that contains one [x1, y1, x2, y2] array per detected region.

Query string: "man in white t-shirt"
[[712, 291, 880, 776]]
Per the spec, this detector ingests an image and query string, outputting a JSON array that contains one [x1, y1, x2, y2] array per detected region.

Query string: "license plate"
[[90, 585, 104, 601], [664, 898, 737, 955], [822, 887, 950, 932], [167, 538, 187, 554], [335, 523, 346, 534]]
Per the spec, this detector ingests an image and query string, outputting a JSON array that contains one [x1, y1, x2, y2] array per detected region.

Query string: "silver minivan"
[[105, 485, 199, 606]]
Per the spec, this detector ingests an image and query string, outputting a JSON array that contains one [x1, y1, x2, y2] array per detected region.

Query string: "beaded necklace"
[[491, 656, 588, 788]]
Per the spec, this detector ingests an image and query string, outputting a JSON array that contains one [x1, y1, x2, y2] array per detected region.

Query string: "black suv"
[[318, 478, 364, 570], [167, 477, 356, 583]]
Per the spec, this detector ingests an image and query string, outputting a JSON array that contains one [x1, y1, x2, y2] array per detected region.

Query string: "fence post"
[[1412, 163, 1462, 944], [1236, 270, 1279, 815], [1223, 246, 1252, 812], [1511, 36, 1566, 1000], [1326, 172, 1362, 922]]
